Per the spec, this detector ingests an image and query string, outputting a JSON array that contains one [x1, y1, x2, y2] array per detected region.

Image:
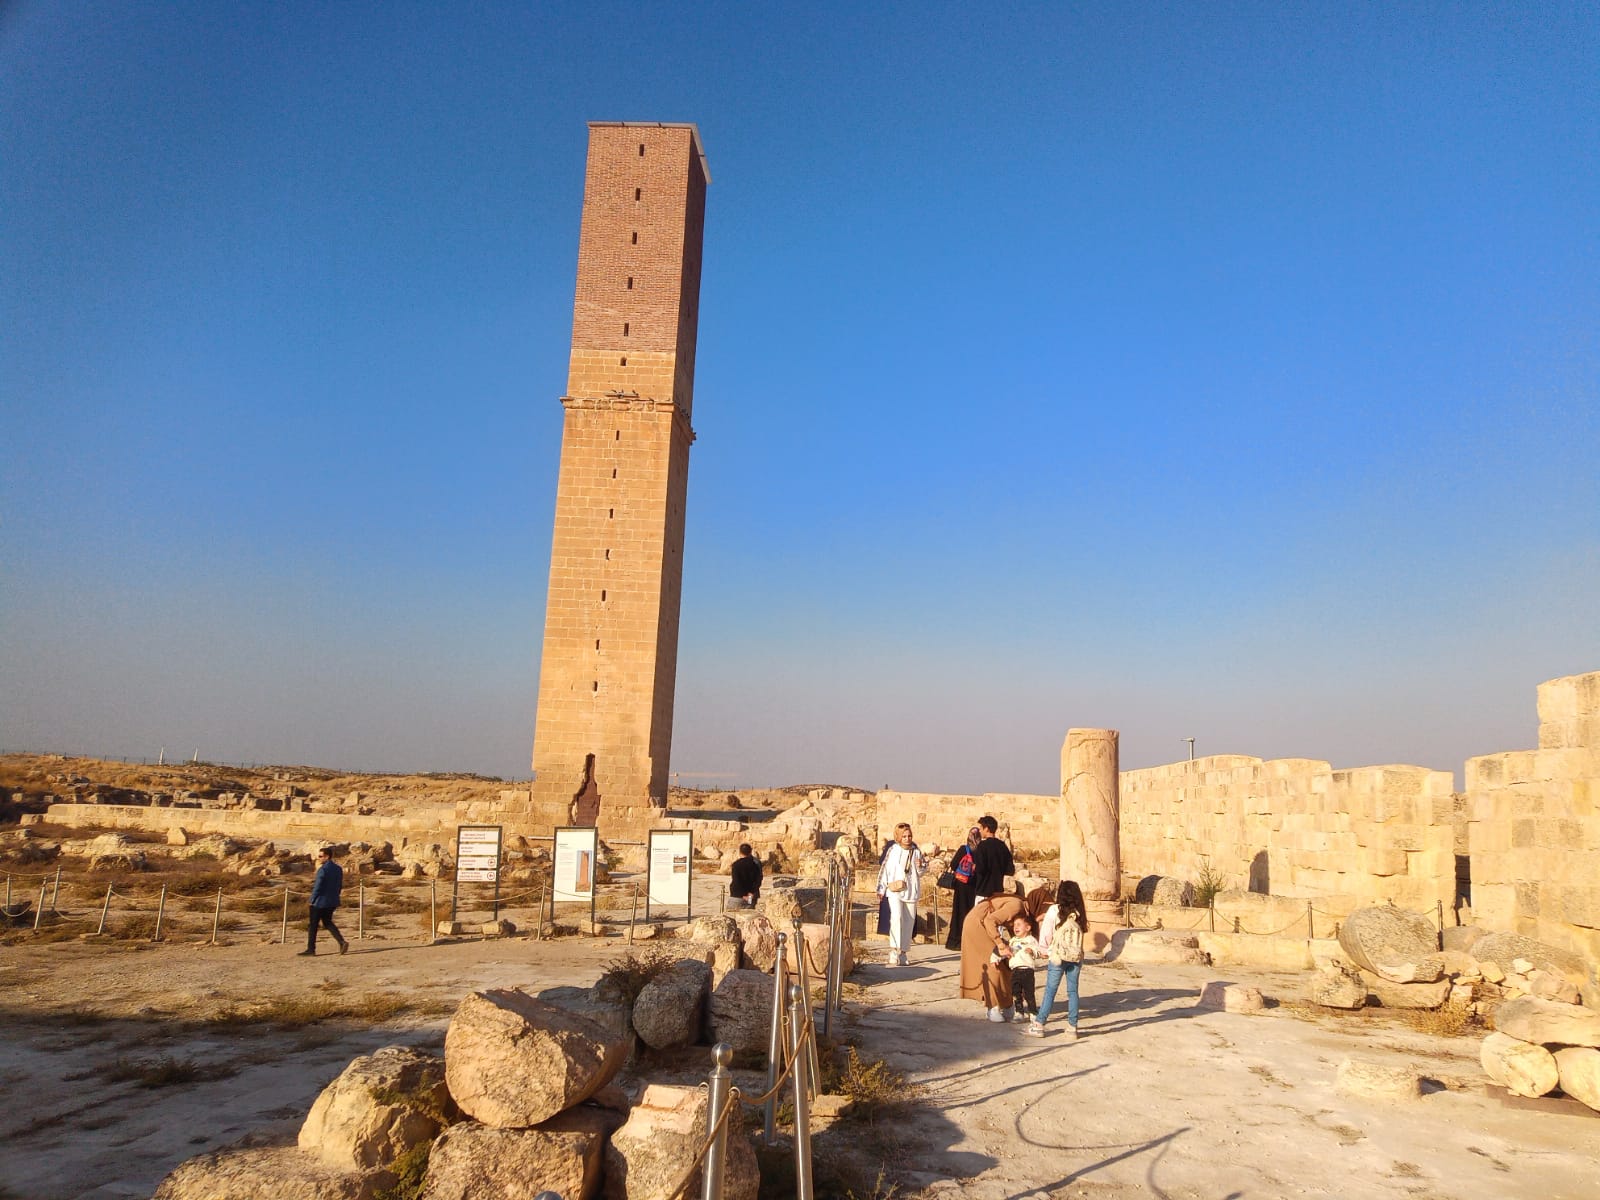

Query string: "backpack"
[[1048, 911, 1084, 964], [953, 846, 974, 884]]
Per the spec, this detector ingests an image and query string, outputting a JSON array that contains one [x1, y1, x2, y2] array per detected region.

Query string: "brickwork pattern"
[[529, 123, 708, 839], [875, 791, 1059, 856], [1466, 672, 1600, 965]]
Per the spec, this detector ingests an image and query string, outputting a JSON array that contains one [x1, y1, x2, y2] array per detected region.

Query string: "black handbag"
[[935, 870, 958, 890]]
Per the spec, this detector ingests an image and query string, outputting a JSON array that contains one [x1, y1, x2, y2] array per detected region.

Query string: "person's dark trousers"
[[1011, 967, 1037, 1016], [307, 905, 346, 953]]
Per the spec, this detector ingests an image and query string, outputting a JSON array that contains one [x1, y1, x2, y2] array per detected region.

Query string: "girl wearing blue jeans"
[[1025, 880, 1087, 1039]]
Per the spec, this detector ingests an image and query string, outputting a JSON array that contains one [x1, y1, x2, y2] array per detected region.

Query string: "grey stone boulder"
[[728, 912, 780, 972], [1197, 982, 1264, 1013], [1359, 969, 1452, 1010], [631, 958, 711, 1050], [1469, 932, 1587, 990], [1134, 875, 1196, 907], [154, 1146, 376, 1200], [444, 989, 629, 1128], [1310, 961, 1367, 1009], [708, 969, 775, 1060], [1493, 995, 1600, 1048], [299, 1045, 451, 1171], [760, 879, 827, 924], [1338, 905, 1443, 984], [1481, 1031, 1560, 1097], [420, 1109, 615, 1200], [603, 1083, 758, 1200]]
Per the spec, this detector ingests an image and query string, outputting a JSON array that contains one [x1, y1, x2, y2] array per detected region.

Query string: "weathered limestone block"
[[85, 833, 149, 872], [444, 990, 628, 1128], [420, 1110, 613, 1200], [1338, 906, 1443, 983], [1197, 982, 1264, 1013], [683, 914, 740, 945], [1493, 995, 1600, 1047], [1526, 968, 1582, 1005], [1359, 969, 1451, 1010], [1469, 932, 1587, 989], [153, 1146, 376, 1200], [784, 921, 852, 979], [728, 913, 779, 972], [1553, 1046, 1600, 1112], [603, 1083, 758, 1200], [708, 969, 774, 1059], [1134, 876, 1195, 907], [1108, 930, 1210, 966], [1480, 1031, 1560, 1097], [1336, 1058, 1422, 1102], [1310, 962, 1367, 1009], [299, 1046, 450, 1171], [759, 880, 826, 924], [631, 959, 711, 1050], [167, 826, 189, 846]]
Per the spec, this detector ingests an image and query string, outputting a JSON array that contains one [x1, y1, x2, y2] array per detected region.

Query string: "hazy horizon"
[[4, 4, 1596, 796]]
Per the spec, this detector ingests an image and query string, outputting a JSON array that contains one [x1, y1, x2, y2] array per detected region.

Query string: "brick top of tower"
[[587, 121, 710, 184]]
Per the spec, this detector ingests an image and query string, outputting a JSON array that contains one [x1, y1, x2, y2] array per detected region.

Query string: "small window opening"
[[626, 277, 633, 289], [639, 143, 645, 156], [622, 322, 629, 337], [604, 548, 611, 559], [595, 639, 601, 650], [608, 507, 614, 519], [615, 430, 620, 440], [634, 187, 641, 201], [592, 680, 598, 692], [600, 589, 606, 602], [611, 468, 617, 479], [620, 357, 627, 366], [631, 231, 638, 244]]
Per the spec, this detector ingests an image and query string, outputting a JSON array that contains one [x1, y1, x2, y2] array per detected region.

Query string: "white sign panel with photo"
[[646, 829, 693, 912], [553, 826, 599, 903], [455, 825, 502, 884]]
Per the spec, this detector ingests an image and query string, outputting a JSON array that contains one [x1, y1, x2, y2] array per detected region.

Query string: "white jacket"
[[876, 843, 924, 904]]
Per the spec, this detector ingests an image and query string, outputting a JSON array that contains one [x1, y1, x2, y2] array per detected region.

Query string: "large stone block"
[[1481, 1031, 1560, 1097], [444, 990, 628, 1128], [1493, 996, 1600, 1048], [299, 1046, 450, 1172], [631, 958, 710, 1050], [154, 1147, 376, 1200], [603, 1083, 758, 1200], [1338, 906, 1443, 983], [420, 1112, 613, 1200]]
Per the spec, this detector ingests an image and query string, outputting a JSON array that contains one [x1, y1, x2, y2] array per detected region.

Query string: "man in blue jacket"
[[299, 846, 349, 956]]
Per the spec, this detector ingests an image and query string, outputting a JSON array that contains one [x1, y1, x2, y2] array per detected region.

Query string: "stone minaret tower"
[[529, 122, 709, 837]]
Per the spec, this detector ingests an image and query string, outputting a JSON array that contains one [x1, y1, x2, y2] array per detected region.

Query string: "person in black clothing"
[[958, 815, 1022, 1018], [967, 814, 1015, 896], [945, 826, 981, 950], [728, 843, 763, 908]]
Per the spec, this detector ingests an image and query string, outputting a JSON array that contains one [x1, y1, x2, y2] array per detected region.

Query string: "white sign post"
[[552, 826, 599, 929], [646, 829, 693, 920], [452, 825, 503, 923]]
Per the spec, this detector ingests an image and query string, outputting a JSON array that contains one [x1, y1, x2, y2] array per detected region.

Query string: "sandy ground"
[[3, 907, 1598, 1200]]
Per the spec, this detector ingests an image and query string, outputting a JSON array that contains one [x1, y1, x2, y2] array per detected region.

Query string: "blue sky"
[[3, 2, 1596, 793]]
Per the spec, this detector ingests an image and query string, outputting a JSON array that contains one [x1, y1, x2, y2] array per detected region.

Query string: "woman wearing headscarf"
[[944, 826, 981, 950], [958, 815, 1024, 1020]]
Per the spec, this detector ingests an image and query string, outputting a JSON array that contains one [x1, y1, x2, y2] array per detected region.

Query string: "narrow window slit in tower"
[[615, 430, 621, 440], [623, 323, 629, 337], [631, 231, 638, 244], [611, 468, 617, 478], [626, 277, 633, 289], [600, 589, 606, 602], [634, 188, 641, 201], [595, 639, 601, 651], [592, 680, 598, 692], [604, 548, 611, 558], [620, 357, 627, 366], [608, 508, 614, 519]]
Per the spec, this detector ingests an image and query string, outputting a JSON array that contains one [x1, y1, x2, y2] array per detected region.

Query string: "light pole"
[[1185, 737, 1196, 763]]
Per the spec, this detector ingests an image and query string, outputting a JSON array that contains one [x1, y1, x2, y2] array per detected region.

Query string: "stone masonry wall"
[[1466, 671, 1600, 965], [43, 802, 456, 849], [1118, 758, 1458, 912], [875, 791, 1058, 858]]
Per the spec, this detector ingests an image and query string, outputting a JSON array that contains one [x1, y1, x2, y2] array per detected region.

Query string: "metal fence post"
[[700, 1043, 733, 1200], [1306, 901, 1314, 940], [430, 881, 437, 942], [822, 867, 837, 1038], [766, 931, 789, 1146], [51, 867, 61, 913], [358, 882, 365, 941], [787, 982, 815, 1200], [280, 887, 290, 944], [630, 882, 639, 945], [153, 883, 167, 941], [791, 917, 820, 1096], [97, 884, 112, 935], [33, 880, 47, 931], [211, 888, 223, 945]]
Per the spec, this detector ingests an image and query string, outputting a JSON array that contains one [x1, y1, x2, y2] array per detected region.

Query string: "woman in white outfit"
[[876, 822, 925, 966]]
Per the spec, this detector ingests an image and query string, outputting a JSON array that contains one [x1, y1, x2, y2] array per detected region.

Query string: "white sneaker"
[[987, 1007, 1006, 1022], [1013, 1010, 1032, 1022], [1021, 1022, 1045, 1038], [1065, 1024, 1079, 1040]]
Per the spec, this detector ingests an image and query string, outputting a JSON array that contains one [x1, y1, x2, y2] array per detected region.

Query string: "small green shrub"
[[1192, 856, 1227, 909]]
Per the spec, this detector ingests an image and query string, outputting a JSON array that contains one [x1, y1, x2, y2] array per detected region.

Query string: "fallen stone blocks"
[[1479, 995, 1600, 1109]]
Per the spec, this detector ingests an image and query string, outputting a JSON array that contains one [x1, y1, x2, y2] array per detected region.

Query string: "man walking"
[[728, 843, 763, 908], [299, 846, 349, 956]]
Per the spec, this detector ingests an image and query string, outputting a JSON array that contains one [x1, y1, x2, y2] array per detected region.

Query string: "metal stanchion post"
[[1209, 895, 1215, 933], [821, 869, 836, 1038], [787, 982, 815, 1200], [701, 1043, 733, 1200], [1436, 899, 1444, 949], [5, 875, 11, 913], [430, 882, 437, 942], [51, 867, 61, 913], [358, 883, 365, 941], [154, 883, 167, 941], [280, 888, 290, 944], [790, 917, 820, 1096], [1307, 902, 1314, 940], [97, 884, 112, 935], [211, 888, 223, 944], [33, 880, 47, 931], [630, 882, 639, 945], [765, 931, 789, 1146]]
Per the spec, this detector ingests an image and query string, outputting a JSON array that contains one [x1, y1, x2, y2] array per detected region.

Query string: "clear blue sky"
[[3, 3, 1596, 793]]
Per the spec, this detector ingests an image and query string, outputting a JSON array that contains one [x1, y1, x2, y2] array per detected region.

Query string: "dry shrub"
[[1398, 1002, 1478, 1038], [209, 990, 411, 1029], [599, 946, 679, 1006], [822, 1045, 913, 1120], [101, 1054, 238, 1088]]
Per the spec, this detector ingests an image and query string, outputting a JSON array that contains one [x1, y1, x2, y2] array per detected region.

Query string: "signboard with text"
[[553, 826, 599, 903], [646, 829, 693, 918]]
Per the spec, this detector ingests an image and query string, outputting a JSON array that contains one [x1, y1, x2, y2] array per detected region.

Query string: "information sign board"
[[646, 829, 693, 915]]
